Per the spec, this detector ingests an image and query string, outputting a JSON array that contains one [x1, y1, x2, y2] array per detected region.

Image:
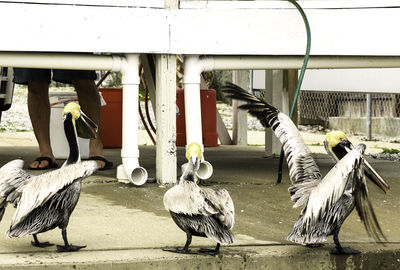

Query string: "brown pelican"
[[223, 83, 388, 254], [0, 102, 98, 252], [163, 142, 235, 255]]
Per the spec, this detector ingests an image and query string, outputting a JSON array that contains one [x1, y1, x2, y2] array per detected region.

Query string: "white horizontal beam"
[[180, 0, 400, 10], [301, 69, 400, 94], [2, 0, 164, 8], [0, 1, 400, 56]]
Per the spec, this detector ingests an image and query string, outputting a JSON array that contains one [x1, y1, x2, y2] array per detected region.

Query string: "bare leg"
[[31, 234, 54, 248], [331, 230, 360, 255], [199, 243, 221, 255], [73, 80, 106, 168], [27, 81, 55, 169], [163, 232, 197, 254], [56, 228, 86, 252]]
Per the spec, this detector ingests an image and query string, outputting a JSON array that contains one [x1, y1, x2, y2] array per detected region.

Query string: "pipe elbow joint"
[[181, 160, 213, 180], [119, 54, 140, 85], [183, 55, 214, 84], [118, 157, 148, 186]]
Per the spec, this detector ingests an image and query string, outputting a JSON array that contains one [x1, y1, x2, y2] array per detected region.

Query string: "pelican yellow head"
[[186, 143, 202, 161], [62, 102, 81, 121], [62, 102, 98, 139], [325, 130, 349, 151], [186, 143, 203, 170]]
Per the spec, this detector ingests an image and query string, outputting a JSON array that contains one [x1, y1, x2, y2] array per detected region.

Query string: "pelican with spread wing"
[[163, 143, 235, 255], [0, 102, 98, 252], [223, 83, 388, 254]]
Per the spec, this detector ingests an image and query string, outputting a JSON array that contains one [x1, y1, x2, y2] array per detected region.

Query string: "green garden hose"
[[277, 0, 311, 184]]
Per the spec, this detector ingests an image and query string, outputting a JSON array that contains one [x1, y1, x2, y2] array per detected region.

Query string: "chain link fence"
[[299, 91, 400, 126]]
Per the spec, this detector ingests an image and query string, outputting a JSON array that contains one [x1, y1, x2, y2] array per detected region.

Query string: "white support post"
[[232, 70, 248, 145], [155, 54, 177, 185], [264, 70, 289, 156]]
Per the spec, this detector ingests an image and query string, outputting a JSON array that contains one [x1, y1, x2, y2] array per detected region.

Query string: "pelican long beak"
[[75, 111, 98, 139], [191, 155, 200, 171], [343, 143, 389, 193], [363, 159, 390, 193]]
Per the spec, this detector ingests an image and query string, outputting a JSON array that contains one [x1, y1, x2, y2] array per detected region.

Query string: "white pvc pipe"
[[182, 55, 214, 180], [207, 55, 400, 70], [0, 52, 122, 71], [117, 54, 148, 185], [0, 51, 147, 185]]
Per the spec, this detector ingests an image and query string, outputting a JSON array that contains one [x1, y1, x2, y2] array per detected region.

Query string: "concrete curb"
[[0, 244, 399, 269]]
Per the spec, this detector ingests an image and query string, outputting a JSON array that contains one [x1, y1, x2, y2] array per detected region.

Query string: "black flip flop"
[[88, 156, 113, 171], [28, 157, 59, 170]]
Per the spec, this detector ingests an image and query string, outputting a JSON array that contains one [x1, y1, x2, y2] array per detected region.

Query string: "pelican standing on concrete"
[[163, 143, 235, 255], [0, 102, 98, 252], [223, 83, 389, 254]]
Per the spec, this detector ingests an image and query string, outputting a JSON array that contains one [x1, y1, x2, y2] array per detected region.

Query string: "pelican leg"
[[56, 229, 86, 252], [331, 230, 360, 255], [163, 232, 197, 254], [31, 234, 54, 248], [199, 243, 220, 256]]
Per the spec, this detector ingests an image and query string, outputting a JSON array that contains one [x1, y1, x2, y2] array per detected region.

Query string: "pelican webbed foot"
[[31, 234, 54, 248], [56, 244, 86, 252], [162, 232, 197, 254], [332, 231, 360, 255], [306, 243, 324, 248], [57, 228, 86, 252], [198, 243, 220, 256], [162, 248, 197, 255], [331, 246, 361, 255]]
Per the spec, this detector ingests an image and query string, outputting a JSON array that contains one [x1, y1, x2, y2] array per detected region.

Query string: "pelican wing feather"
[[301, 144, 365, 233], [200, 187, 235, 229], [164, 182, 234, 229], [11, 161, 98, 226], [223, 83, 322, 206], [354, 167, 387, 243], [0, 160, 31, 221]]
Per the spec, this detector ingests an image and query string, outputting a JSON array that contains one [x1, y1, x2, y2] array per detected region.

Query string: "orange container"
[[99, 88, 122, 148], [176, 89, 218, 147]]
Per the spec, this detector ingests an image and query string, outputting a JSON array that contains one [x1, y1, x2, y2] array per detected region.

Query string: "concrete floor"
[[0, 132, 399, 269]]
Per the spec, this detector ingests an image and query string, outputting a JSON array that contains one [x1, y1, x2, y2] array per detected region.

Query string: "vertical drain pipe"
[[183, 55, 213, 180], [116, 54, 148, 185]]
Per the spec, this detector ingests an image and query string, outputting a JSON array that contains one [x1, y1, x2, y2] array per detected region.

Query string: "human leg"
[[73, 79, 110, 169], [27, 81, 57, 169]]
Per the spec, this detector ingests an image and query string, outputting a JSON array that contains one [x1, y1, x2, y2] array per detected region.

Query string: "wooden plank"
[[180, 0, 400, 10], [264, 70, 287, 156], [232, 70, 248, 146], [155, 54, 177, 185], [216, 110, 232, 145], [0, 3, 169, 53], [1, 0, 165, 7], [140, 54, 157, 114], [1, 1, 400, 55], [301, 69, 400, 93], [170, 7, 400, 55]]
